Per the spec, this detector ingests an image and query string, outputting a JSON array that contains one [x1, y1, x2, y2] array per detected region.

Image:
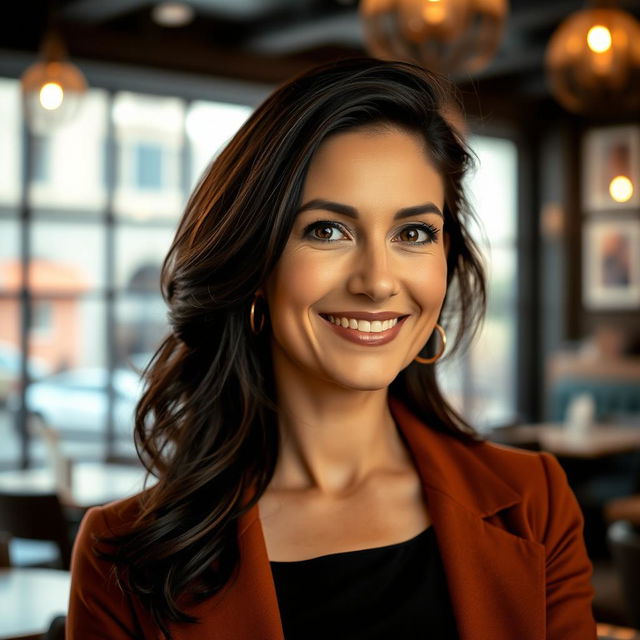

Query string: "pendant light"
[[20, 27, 88, 134], [545, 1, 640, 115], [359, 0, 509, 74]]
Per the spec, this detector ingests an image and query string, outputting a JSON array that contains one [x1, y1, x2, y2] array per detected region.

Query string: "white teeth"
[[325, 315, 400, 333]]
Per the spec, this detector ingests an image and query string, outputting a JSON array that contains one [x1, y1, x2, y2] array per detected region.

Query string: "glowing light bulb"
[[152, 2, 195, 27], [423, 0, 445, 24], [587, 25, 612, 53], [609, 175, 634, 203], [39, 82, 64, 110]]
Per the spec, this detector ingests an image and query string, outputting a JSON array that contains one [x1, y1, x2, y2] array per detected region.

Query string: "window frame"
[[0, 59, 271, 469]]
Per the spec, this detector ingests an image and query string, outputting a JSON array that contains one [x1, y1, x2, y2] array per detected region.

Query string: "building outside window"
[[31, 300, 53, 337], [133, 142, 164, 190]]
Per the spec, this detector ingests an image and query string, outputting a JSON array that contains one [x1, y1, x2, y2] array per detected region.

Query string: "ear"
[[255, 287, 267, 304]]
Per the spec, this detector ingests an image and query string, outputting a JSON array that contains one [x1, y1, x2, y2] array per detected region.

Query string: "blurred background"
[[0, 1, 639, 638]]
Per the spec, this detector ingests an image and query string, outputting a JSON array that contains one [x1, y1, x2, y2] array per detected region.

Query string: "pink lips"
[[320, 314, 409, 347]]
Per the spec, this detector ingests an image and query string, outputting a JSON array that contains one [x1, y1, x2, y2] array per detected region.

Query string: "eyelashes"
[[301, 220, 439, 245]]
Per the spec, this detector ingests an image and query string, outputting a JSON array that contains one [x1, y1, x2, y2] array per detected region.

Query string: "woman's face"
[[264, 126, 448, 391]]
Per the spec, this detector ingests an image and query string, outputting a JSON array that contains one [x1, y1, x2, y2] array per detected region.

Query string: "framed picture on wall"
[[583, 218, 640, 309], [583, 125, 640, 212]]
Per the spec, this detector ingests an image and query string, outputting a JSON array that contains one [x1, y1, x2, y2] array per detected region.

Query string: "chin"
[[320, 364, 399, 393]]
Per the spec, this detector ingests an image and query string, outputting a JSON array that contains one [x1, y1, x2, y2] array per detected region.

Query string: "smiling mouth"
[[319, 313, 409, 334], [318, 312, 409, 347]]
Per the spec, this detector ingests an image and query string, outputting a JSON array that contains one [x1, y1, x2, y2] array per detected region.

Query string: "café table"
[[493, 422, 640, 459], [0, 461, 155, 509], [597, 623, 640, 639], [605, 494, 640, 526], [0, 567, 70, 640], [538, 423, 640, 459]]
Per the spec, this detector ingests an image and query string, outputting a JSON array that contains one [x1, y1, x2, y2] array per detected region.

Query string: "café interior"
[[0, 0, 640, 638]]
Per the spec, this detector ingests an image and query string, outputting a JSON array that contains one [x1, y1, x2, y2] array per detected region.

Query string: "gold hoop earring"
[[249, 292, 266, 335], [414, 324, 446, 364]]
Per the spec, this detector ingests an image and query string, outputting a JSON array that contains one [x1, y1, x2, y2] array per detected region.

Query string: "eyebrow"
[[296, 198, 444, 220]]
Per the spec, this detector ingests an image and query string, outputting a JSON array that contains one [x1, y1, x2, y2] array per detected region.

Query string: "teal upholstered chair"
[[549, 378, 640, 423]]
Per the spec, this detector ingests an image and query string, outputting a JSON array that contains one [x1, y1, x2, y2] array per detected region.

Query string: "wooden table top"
[[537, 423, 640, 458], [0, 568, 70, 640], [492, 422, 640, 459], [0, 461, 155, 508], [597, 623, 640, 639]]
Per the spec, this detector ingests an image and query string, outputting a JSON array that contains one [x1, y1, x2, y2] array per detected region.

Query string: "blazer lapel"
[[389, 397, 546, 640]]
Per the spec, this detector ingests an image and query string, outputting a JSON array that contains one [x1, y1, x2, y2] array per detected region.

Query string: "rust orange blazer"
[[67, 397, 597, 639]]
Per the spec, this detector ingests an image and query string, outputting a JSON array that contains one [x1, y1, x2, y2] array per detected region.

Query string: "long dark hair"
[[99, 57, 486, 637]]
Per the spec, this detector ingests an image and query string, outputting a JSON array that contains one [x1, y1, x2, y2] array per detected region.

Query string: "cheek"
[[266, 251, 334, 320], [413, 256, 448, 306]]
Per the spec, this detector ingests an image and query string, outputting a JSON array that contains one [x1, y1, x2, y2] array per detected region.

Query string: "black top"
[[269, 526, 459, 639]]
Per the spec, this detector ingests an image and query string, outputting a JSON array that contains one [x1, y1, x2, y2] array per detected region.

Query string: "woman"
[[68, 58, 597, 639]]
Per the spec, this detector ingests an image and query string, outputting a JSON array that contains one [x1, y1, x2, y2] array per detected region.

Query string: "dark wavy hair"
[[99, 57, 486, 637]]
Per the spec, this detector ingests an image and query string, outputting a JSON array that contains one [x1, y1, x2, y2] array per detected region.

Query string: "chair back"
[[28, 417, 74, 501], [0, 492, 72, 569], [0, 530, 10, 567], [44, 615, 66, 640], [608, 520, 640, 629]]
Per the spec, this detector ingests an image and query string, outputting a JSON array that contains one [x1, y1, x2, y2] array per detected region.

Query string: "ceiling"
[[2, 0, 640, 101]]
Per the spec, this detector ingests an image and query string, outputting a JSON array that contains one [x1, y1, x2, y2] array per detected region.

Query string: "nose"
[[346, 240, 399, 302]]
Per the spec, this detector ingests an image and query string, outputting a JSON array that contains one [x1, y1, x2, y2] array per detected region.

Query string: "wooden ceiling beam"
[[61, 23, 362, 84], [61, 0, 150, 23]]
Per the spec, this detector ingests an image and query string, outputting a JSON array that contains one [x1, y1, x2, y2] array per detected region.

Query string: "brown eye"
[[303, 221, 349, 242], [400, 228, 420, 242], [393, 224, 438, 245], [314, 226, 334, 240]]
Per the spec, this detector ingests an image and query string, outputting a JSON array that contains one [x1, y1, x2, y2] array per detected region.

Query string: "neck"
[[268, 348, 412, 497]]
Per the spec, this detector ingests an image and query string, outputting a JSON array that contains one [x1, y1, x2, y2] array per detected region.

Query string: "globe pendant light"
[[360, 0, 508, 74], [545, 1, 640, 115], [20, 29, 88, 134]]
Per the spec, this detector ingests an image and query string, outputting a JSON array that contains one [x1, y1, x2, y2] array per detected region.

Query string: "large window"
[[438, 135, 519, 431], [0, 77, 253, 468]]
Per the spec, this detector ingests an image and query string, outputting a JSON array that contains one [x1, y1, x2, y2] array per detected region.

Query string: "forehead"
[[302, 127, 444, 206]]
